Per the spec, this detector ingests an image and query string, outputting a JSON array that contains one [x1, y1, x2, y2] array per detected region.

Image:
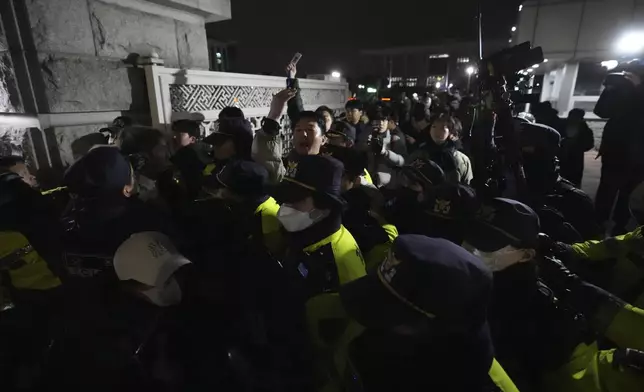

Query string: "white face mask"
[[465, 244, 531, 272], [277, 205, 330, 232], [141, 277, 182, 307]]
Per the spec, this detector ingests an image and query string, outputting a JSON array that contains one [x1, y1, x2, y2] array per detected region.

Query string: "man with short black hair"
[[345, 99, 368, 140], [253, 88, 327, 183], [358, 106, 407, 189]]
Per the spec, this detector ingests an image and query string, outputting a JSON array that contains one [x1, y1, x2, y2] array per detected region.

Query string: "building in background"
[[207, 39, 237, 72], [359, 39, 507, 92], [515, 0, 644, 118]]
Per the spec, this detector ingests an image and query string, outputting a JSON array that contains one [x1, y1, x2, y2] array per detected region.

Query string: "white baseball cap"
[[114, 231, 191, 287]]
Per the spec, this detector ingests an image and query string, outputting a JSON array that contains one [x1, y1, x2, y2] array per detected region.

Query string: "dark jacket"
[[560, 121, 595, 186], [342, 183, 397, 269], [408, 139, 473, 184], [170, 142, 213, 200]]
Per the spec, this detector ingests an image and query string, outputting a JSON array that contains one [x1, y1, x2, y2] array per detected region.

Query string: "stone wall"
[[1, 0, 217, 171], [0, 13, 26, 157]]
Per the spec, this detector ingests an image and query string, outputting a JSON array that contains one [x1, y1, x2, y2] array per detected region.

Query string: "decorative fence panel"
[[144, 64, 349, 143]]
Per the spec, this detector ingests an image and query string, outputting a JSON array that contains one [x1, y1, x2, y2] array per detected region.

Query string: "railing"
[[143, 62, 349, 139]]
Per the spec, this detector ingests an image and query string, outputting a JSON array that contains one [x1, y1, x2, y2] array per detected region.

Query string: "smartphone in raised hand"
[[287, 53, 303, 88]]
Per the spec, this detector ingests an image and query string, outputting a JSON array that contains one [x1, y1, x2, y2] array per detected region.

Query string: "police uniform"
[[465, 198, 644, 391], [324, 145, 396, 269], [207, 159, 285, 257], [272, 155, 367, 391], [339, 235, 519, 392]]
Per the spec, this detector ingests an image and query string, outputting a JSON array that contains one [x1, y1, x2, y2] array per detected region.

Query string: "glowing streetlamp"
[[601, 60, 619, 70], [511, 26, 517, 32], [466, 66, 475, 91], [366, 87, 377, 93], [331, 71, 341, 78], [435, 82, 442, 89], [616, 32, 644, 55]]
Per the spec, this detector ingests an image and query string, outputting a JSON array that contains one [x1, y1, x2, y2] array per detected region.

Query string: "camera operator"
[[595, 63, 644, 236], [357, 106, 407, 189]]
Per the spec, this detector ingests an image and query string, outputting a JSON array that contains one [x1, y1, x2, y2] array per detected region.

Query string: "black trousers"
[[595, 163, 639, 235]]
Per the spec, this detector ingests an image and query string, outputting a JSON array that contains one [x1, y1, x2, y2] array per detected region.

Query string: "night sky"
[[207, 0, 522, 77]]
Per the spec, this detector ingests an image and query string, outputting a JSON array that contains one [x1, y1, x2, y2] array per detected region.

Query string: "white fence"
[[143, 63, 349, 136]]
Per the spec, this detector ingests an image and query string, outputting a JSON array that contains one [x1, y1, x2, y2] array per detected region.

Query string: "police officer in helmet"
[[339, 235, 518, 391]]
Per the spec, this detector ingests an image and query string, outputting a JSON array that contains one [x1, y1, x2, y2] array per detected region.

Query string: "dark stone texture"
[[175, 20, 209, 69], [38, 54, 148, 113], [51, 123, 107, 167], [25, 0, 96, 55], [88, 0, 179, 66]]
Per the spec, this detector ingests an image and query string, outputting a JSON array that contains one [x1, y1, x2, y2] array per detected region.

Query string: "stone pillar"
[[555, 62, 579, 117], [0, 0, 230, 176]]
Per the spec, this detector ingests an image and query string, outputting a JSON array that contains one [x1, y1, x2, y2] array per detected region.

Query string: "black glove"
[[614, 348, 644, 373], [370, 134, 384, 155]]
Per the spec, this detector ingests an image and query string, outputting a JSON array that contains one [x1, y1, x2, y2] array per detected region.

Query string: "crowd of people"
[[1, 61, 644, 392]]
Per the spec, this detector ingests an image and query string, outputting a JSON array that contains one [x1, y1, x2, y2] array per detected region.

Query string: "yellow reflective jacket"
[[254, 197, 285, 257], [292, 225, 366, 391], [0, 231, 61, 291], [542, 342, 644, 392], [571, 226, 644, 307]]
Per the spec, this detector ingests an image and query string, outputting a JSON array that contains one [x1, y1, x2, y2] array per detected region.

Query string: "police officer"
[[61, 146, 175, 296], [330, 146, 397, 269], [0, 156, 62, 391], [323, 121, 374, 185], [203, 117, 254, 175], [552, 181, 644, 309], [204, 159, 284, 257], [519, 121, 602, 241], [339, 235, 519, 392], [464, 197, 644, 391], [170, 119, 213, 200], [272, 154, 366, 390], [384, 158, 447, 235]]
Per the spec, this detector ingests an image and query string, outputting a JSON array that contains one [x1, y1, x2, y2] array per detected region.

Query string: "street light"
[[358, 84, 365, 89], [511, 26, 517, 32], [331, 71, 341, 78], [448, 83, 454, 89], [519, 4, 523, 11], [367, 87, 377, 93], [531, 64, 539, 68], [466, 66, 475, 91], [544, 59, 549, 63], [601, 60, 619, 70], [435, 82, 442, 89], [616, 32, 644, 55]]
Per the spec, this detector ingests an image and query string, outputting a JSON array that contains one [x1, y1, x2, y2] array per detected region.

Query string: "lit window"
[[405, 77, 418, 87], [457, 57, 470, 63], [429, 54, 450, 59]]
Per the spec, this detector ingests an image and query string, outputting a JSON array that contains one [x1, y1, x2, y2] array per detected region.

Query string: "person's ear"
[[321, 135, 328, 145], [189, 136, 196, 144], [347, 140, 354, 148], [123, 184, 134, 198]]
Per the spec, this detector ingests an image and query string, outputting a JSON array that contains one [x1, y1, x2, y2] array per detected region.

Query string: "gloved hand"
[[538, 233, 574, 259], [536, 253, 580, 301], [370, 134, 384, 155]]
